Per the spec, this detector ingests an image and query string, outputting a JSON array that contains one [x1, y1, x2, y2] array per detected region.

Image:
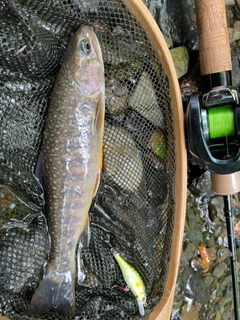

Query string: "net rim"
[[122, 0, 187, 318]]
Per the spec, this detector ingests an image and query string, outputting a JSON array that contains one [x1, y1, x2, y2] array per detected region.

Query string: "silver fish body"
[[30, 25, 105, 316]]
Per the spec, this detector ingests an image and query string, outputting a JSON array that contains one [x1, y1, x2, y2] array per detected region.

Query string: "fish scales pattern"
[[0, 0, 176, 319]]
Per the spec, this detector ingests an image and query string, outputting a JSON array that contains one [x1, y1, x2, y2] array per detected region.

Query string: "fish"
[[30, 25, 105, 316], [111, 248, 147, 316]]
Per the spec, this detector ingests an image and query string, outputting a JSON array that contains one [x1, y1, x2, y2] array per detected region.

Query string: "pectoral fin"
[[93, 91, 104, 196], [94, 91, 105, 133], [93, 170, 101, 198]]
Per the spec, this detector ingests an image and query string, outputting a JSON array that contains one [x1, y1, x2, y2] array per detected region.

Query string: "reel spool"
[[186, 85, 240, 174]]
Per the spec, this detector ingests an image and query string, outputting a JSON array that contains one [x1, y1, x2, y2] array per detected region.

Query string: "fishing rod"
[[185, 0, 240, 318]]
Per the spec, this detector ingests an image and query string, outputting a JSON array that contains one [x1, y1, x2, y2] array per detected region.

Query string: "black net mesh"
[[0, 0, 176, 319]]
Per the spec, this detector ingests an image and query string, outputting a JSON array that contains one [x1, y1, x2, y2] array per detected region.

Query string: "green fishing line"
[[208, 106, 235, 139]]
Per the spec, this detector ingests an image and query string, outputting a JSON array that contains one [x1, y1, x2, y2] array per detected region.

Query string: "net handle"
[[122, 1, 187, 319], [195, 0, 232, 75]]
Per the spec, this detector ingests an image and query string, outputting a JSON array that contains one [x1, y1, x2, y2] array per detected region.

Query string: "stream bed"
[[172, 171, 240, 319]]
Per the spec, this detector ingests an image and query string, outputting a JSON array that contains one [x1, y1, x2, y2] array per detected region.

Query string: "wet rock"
[[203, 274, 214, 287], [174, 282, 185, 302], [209, 196, 225, 222], [235, 0, 240, 8], [208, 247, 217, 261], [185, 208, 203, 245], [171, 303, 182, 319], [189, 171, 212, 197], [225, 0, 235, 6], [105, 74, 128, 116], [182, 243, 197, 264], [164, 36, 173, 48], [212, 262, 228, 278], [103, 124, 143, 193], [186, 269, 209, 302], [191, 257, 204, 271], [179, 76, 199, 102], [217, 235, 229, 247], [228, 24, 240, 43], [222, 274, 232, 287], [129, 71, 164, 128], [180, 266, 209, 303], [206, 235, 216, 247], [216, 248, 231, 263], [232, 55, 240, 87], [181, 303, 199, 320], [222, 308, 235, 320], [101, 36, 145, 69], [170, 46, 189, 78], [148, 0, 197, 48], [214, 224, 228, 247], [215, 309, 223, 320], [210, 286, 221, 303], [148, 129, 168, 159]]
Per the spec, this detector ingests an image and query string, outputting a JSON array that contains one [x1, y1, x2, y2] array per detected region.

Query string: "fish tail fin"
[[30, 270, 75, 316]]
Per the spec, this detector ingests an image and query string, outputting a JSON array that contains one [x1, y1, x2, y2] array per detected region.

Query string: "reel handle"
[[195, 0, 232, 76]]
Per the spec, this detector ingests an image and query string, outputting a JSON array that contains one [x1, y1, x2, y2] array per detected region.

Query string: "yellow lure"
[[111, 248, 147, 316]]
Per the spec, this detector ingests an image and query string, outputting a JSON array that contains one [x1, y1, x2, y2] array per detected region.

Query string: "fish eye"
[[79, 39, 91, 54], [141, 296, 146, 304]]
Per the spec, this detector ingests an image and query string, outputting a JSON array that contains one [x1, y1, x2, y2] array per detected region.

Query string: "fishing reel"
[[185, 85, 240, 174]]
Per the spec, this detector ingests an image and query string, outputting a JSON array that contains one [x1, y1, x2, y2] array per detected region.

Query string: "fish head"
[[69, 25, 105, 96]]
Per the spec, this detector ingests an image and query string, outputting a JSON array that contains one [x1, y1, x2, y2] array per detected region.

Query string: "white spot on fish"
[[77, 103, 91, 111], [75, 186, 82, 194]]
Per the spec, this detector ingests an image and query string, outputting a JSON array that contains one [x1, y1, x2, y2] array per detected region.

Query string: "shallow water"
[[172, 172, 239, 320]]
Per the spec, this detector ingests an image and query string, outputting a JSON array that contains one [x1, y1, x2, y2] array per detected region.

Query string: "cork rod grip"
[[195, 0, 232, 75]]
